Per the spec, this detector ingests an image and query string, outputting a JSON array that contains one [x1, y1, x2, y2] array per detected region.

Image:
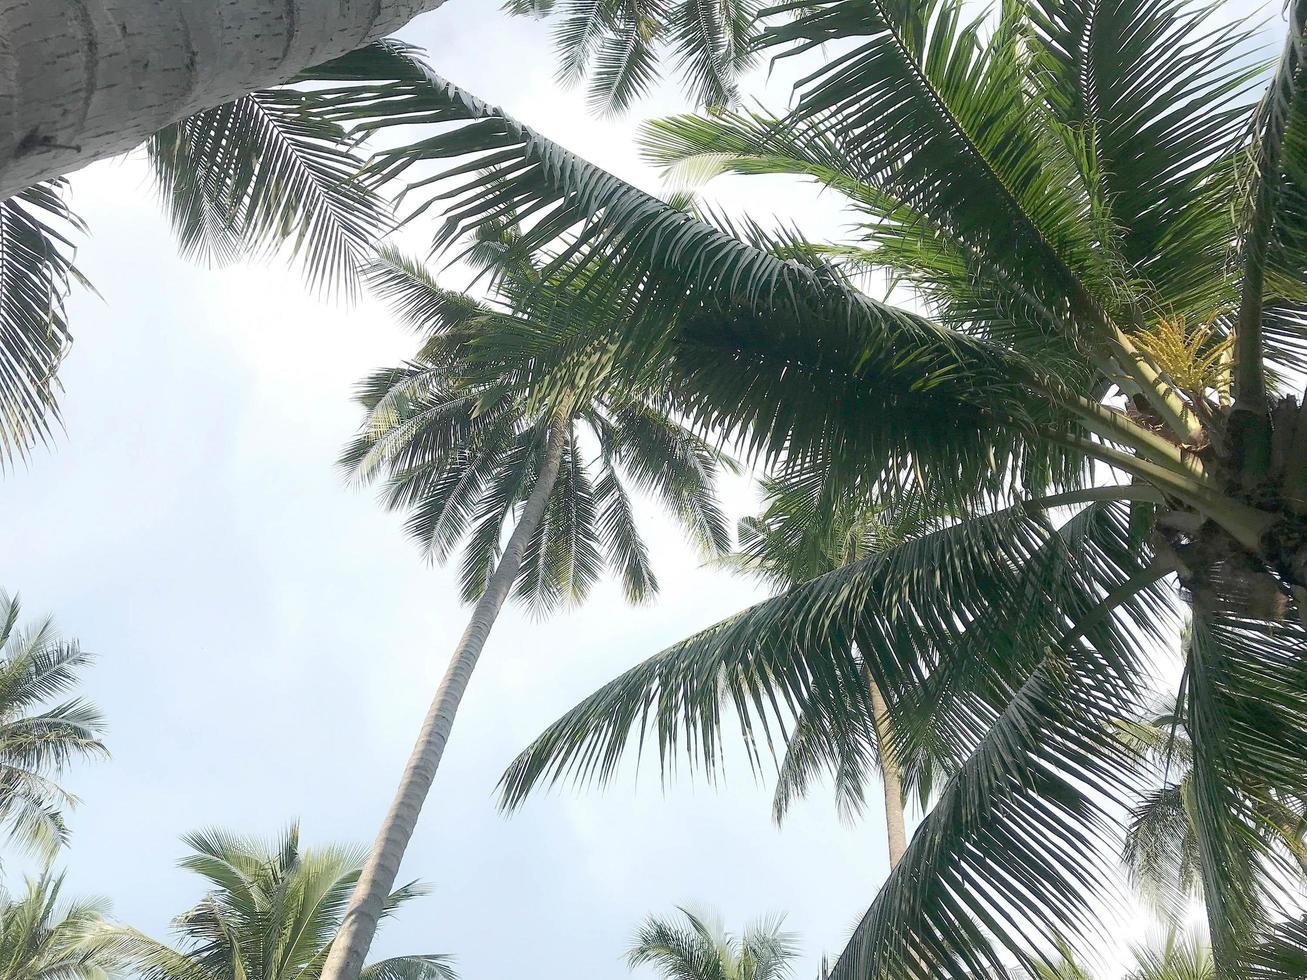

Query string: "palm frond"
[[0, 593, 105, 855], [360, 954, 459, 980], [0, 869, 122, 980], [506, 0, 762, 113], [1030, 0, 1262, 308], [1183, 612, 1307, 973], [148, 88, 391, 301], [0, 180, 87, 464]]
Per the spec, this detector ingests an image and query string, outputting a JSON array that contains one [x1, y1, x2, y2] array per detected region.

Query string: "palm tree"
[[0, 868, 123, 980], [112, 824, 454, 980], [628, 907, 796, 980], [320, 237, 731, 980], [292, 1, 1307, 971], [1117, 685, 1307, 923], [1125, 933, 1215, 980], [0, 0, 460, 199], [717, 477, 953, 867], [0, 61, 401, 465], [1001, 932, 1213, 980], [0, 591, 106, 854]]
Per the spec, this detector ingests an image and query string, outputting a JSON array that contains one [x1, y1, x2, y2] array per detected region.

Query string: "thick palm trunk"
[[0, 0, 451, 198], [321, 420, 568, 980], [867, 678, 908, 869]]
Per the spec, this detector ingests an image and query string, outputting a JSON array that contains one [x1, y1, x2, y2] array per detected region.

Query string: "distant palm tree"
[[628, 907, 796, 980], [113, 824, 453, 980], [321, 235, 732, 980], [0, 591, 106, 854], [1117, 682, 1307, 922], [0, 868, 122, 980], [1001, 931, 1213, 980], [715, 477, 953, 867]]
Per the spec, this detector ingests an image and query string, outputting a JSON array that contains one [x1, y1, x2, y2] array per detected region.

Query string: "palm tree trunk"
[[321, 419, 568, 980], [867, 677, 908, 869], [0, 0, 452, 198]]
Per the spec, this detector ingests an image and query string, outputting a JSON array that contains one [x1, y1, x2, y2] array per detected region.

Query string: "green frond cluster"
[[0, 180, 87, 465], [0, 869, 120, 980], [342, 239, 732, 615], [110, 824, 455, 980], [0, 592, 107, 856], [628, 907, 797, 980], [148, 89, 393, 301], [502, 0, 764, 115]]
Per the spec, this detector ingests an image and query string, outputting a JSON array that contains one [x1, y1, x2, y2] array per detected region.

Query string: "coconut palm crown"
[[628, 907, 797, 980], [0, 869, 122, 980], [0, 591, 106, 855], [289, 1, 1307, 972], [342, 233, 733, 613], [113, 824, 454, 980]]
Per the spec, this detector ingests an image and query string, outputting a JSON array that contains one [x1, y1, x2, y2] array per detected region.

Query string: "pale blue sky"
[[0, 0, 1288, 976]]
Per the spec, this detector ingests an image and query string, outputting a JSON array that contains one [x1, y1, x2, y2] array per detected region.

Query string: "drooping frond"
[[497, 496, 1168, 801], [366, 246, 492, 336], [497, 495, 1175, 973], [0, 180, 87, 464], [1183, 612, 1307, 973], [148, 88, 392, 301], [1250, 916, 1307, 979], [504, 0, 764, 114]]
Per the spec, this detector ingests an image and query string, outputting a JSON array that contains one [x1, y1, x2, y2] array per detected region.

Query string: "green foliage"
[[247, 1, 1307, 972], [341, 240, 732, 613], [111, 824, 455, 980], [708, 474, 957, 821], [628, 907, 797, 980], [0, 180, 88, 465], [1126, 931, 1215, 980], [310, 42, 1092, 519], [503, 0, 764, 115], [147, 88, 392, 301], [0, 592, 106, 855], [0, 869, 121, 980]]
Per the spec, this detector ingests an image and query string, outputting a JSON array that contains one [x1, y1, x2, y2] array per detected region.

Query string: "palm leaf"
[[0, 180, 87, 464], [148, 87, 391, 300], [1183, 612, 1307, 973]]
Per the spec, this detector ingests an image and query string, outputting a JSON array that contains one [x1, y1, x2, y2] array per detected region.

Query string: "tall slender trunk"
[[867, 677, 908, 869], [321, 420, 568, 980], [0, 0, 452, 198]]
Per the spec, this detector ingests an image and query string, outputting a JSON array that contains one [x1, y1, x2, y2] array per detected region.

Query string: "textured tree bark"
[[867, 677, 908, 869], [0, 0, 451, 198], [322, 420, 568, 980]]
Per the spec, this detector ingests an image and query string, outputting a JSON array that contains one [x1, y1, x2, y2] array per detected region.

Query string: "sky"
[[0, 0, 1290, 977]]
